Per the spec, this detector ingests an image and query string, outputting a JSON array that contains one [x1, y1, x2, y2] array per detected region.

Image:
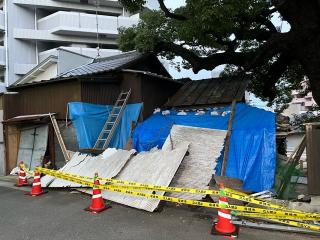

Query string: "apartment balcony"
[[38, 47, 121, 62], [0, 11, 4, 31], [13, 28, 117, 45], [14, 11, 138, 45], [38, 11, 138, 37], [0, 46, 6, 66], [13, 0, 123, 16]]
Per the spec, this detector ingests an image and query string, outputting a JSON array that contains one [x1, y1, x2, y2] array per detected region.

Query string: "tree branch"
[[154, 41, 254, 73], [260, 53, 292, 100], [257, 16, 278, 33], [249, 32, 292, 69], [157, 0, 187, 20]]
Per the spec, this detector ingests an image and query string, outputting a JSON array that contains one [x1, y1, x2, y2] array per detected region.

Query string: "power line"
[[95, 0, 101, 58]]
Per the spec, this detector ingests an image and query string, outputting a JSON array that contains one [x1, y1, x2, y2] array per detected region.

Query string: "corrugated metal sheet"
[[96, 141, 189, 212], [41, 149, 136, 187], [43, 142, 189, 212], [57, 51, 142, 78], [162, 125, 227, 200], [165, 77, 249, 107]]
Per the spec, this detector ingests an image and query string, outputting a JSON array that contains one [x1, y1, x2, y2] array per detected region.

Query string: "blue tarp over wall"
[[132, 103, 276, 192], [69, 102, 143, 149]]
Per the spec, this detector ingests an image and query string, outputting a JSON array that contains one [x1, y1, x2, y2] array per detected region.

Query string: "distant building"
[[0, 0, 139, 92], [283, 78, 318, 117]]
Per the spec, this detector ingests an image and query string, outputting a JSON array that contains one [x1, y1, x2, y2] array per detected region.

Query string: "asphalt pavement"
[[0, 182, 318, 240]]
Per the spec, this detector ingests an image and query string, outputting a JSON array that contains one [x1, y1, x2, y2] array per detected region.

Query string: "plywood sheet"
[[42, 149, 136, 187], [162, 125, 226, 200], [82, 141, 190, 212]]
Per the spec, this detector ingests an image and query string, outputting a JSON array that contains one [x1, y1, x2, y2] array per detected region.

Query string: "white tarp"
[[82, 141, 190, 212], [162, 125, 227, 200], [41, 148, 136, 187]]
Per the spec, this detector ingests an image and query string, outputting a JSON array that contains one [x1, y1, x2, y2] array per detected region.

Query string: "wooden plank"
[[4, 125, 20, 174], [306, 123, 320, 195], [221, 99, 237, 176], [50, 114, 70, 162]]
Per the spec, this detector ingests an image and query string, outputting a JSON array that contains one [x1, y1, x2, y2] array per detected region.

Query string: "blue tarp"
[[132, 103, 276, 192], [69, 102, 143, 149]]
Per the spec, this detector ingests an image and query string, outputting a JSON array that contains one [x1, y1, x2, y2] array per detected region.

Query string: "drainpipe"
[[4, 0, 9, 88], [35, 7, 39, 65]]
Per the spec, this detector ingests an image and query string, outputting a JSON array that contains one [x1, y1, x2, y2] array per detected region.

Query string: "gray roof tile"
[[57, 51, 143, 78]]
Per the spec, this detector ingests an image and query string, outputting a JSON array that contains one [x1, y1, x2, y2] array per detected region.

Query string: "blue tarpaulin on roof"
[[68, 102, 143, 149], [132, 103, 276, 192]]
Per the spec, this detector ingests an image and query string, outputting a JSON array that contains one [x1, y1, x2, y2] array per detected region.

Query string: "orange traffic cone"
[[211, 183, 239, 238], [27, 169, 47, 196], [85, 173, 111, 214], [15, 161, 28, 187]]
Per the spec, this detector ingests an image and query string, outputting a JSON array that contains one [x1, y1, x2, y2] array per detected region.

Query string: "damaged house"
[[2, 51, 182, 174], [40, 76, 276, 212]]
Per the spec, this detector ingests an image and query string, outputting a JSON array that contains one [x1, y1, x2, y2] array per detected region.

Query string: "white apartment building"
[[0, 0, 139, 92], [0, 0, 141, 175], [283, 78, 318, 117]]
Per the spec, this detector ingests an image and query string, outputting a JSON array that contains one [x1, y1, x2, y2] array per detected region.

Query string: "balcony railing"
[[39, 47, 121, 62], [0, 11, 5, 31], [38, 11, 138, 37], [0, 46, 6, 66]]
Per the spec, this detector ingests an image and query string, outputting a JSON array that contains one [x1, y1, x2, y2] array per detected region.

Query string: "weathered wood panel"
[[4, 125, 20, 174], [4, 81, 81, 120], [81, 79, 121, 105], [140, 75, 182, 118], [306, 123, 320, 195]]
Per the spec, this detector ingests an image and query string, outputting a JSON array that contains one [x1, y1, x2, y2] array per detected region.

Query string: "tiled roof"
[[166, 76, 249, 107], [57, 51, 143, 78]]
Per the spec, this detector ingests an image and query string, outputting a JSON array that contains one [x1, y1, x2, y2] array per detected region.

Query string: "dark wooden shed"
[[4, 51, 182, 120], [3, 51, 182, 174]]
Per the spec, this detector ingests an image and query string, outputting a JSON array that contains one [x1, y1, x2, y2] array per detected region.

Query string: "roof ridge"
[[93, 50, 142, 63]]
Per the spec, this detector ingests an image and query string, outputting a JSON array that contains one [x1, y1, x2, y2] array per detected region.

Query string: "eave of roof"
[[12, 56, 58, 87], [3, 113, 56, 124]]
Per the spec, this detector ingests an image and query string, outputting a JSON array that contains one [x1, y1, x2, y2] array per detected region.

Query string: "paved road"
[[0, 183, 318, 240]]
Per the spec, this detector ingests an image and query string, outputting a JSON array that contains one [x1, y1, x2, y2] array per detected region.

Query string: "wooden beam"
[[221, 99, 237, 176], [306, 123, 320, 195], [49, 114, 70, 162]]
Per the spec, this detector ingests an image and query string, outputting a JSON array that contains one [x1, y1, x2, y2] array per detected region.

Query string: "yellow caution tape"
[[36, 167, 320, 218], [270, 219, 320, 232], [36, 168, 220, 195], [21, 164, 34, 176], [232, 211, 319, 221], [224, 187, 318, 215], [36, 167, 320, 223]]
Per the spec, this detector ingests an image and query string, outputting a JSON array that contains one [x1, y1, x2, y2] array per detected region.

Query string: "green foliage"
[[119, 0, 270, 55], [119, 0, 146, 12], [118, 0, 308, 112], [292, 108, 320, 130]]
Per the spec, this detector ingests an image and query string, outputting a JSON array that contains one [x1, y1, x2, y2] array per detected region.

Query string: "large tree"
[[118, 0, 320, 111]]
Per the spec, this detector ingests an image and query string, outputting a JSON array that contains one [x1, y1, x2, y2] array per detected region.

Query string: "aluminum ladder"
[[93, 89, 131, 150]]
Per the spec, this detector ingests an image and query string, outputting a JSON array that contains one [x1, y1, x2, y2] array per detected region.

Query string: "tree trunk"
[[277, 0, 320, 106], [297, 36, 320, 107]]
